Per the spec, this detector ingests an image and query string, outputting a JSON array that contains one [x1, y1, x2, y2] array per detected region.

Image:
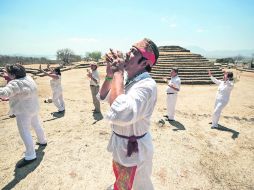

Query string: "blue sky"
[[0, 0, 254, 58]]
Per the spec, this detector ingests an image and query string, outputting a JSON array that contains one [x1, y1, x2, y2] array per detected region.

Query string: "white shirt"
[[90, 69, 100, 86], [166, 75, 181, 94], [0, 75, 40, 115], [210, 76, 234, 102], [50, 75, 62, 92], [99, 72, 157, 167]]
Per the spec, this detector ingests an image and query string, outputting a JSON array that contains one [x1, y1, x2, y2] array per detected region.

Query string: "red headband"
[[136, 48, 156, 66]]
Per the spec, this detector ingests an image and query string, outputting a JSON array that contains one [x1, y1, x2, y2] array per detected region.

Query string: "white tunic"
[[50, 75, 62, 92], [0, 75, 40, 115], [166, 75, 181, 94], [210, 76, 233, 103], [100, 72, 157, 167], [90, 70, 100, 86]]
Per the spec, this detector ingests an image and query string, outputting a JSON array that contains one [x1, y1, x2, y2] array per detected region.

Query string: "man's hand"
[[0, 69, 8, 77], [87, 72, 92, 78], [168, 83, 175, 88], [39, 65, 48, 74], [105, 49, 125, 74]]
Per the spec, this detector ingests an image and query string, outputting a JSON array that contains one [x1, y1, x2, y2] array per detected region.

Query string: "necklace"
[[125, 71, 147, 87]]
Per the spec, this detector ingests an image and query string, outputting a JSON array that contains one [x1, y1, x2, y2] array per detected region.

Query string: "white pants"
[[212, 99, 228, 127], [166, 94, 178, 120], [133, 158, 154, 190], [52, 90, 65, 111], [16, 113, 47, 160]]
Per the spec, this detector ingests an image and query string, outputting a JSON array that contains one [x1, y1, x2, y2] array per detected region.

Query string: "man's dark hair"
[[227, 72, 233, 81], [144, 38, 160, 72], [5, 63, 26, 79], [54, 67, 61, 76], [172, 67, 179, 74], [144, 38, 159, 62]]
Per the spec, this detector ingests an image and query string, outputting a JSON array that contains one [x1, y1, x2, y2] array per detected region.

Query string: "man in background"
[[164, 67, 181, 121], [87, 62, 100, 113]]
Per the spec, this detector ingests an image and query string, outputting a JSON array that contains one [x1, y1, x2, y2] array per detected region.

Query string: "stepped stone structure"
[[151, 46, 223, 84]]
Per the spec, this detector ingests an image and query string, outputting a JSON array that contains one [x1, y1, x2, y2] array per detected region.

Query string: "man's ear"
[[9, 74, 16, 79], [145, 60, 153, 67]]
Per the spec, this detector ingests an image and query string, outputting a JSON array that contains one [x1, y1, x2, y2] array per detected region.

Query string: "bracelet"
[[105, 76, 113, 81]]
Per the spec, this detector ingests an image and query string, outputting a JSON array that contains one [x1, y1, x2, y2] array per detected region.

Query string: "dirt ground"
[[0, 65, 253, 190]]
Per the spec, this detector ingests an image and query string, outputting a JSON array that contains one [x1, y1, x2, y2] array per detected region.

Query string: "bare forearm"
[[109, 71, 124, 105], [45, 71, 58, 79], [210, 76, 220, 85], [99, 79, 111, 99], [169, 85, 179, 91], [91, 76, 98, 84]]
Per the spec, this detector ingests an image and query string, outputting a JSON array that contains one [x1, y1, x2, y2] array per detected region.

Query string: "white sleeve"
[[0, 80, 21, 98], [105, 84, 154, 126], [210, 76, 221, 85]]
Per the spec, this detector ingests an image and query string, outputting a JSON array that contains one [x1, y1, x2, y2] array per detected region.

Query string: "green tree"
[[71, 55, 82, 62], [233, 55, 244, 64], [56, 48, 75, 65], [84, 51, 101, 61]]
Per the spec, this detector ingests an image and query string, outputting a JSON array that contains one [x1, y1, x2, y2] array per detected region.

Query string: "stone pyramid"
[[150, 46, 223, 84]]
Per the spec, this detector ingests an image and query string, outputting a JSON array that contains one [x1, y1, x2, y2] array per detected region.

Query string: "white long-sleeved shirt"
[[210, 76, 234, 102], [166, 75, 181, 94], [99, 72, 157, 167], [90, 70, 100, 86], [0, 75, 40, 115], [50, 75, 62, 92]]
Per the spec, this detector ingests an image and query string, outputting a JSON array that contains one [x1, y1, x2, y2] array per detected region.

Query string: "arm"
[[168, 83, 179, 91], [108, 49, 125, 105], [90, 76, 98, 84], [109, 71, 124, 105], [208, 70, 221, 85], [99, 48, 125, 101], [0, 69, 8, 78], [0, 81, 20, 98], [167, 77, 180, 91], [210, 76, 221, 85], [87, 71, 99, 84], [99, 78, 112, 101], [40, 69, 59, 79], [99, 57, 114, 100]]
